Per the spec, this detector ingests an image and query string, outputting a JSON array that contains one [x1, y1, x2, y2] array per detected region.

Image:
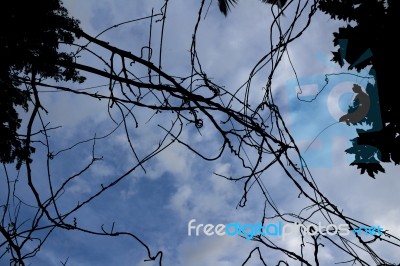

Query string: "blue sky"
[[2, 0, 400, 265]]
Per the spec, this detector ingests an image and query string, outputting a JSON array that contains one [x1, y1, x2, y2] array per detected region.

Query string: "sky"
[[2, 0, 400, 265]]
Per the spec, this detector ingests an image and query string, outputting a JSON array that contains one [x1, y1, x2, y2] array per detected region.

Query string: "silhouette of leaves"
[[0, 0, 85, 169], [319, 0, 399, 176]]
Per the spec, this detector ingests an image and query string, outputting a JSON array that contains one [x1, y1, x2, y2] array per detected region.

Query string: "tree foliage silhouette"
[[0, 0, 84, 169], [318, 0, 399, 177]]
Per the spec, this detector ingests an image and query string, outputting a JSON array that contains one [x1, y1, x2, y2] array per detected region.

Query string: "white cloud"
[[169, 185, 192, 212], [177, 235, 259, 266]]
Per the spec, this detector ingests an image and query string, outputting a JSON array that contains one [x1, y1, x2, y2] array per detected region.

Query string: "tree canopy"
[[218, 0, 399, 177], [318, 0, 399, 177], [0, 0, 84, 168]]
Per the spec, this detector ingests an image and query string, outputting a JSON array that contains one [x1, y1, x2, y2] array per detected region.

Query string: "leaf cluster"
[[0, 0, 85, 168]]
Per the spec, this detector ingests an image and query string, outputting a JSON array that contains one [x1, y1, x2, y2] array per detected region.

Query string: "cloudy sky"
[[3, 0, 399, 265]]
